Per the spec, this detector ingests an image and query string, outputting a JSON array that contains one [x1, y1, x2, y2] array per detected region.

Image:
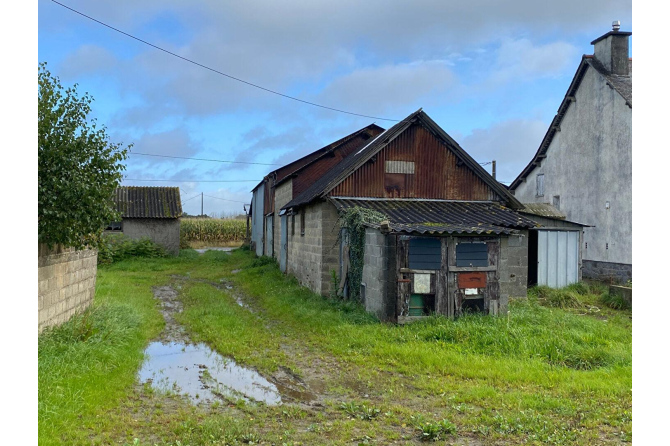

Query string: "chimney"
[[591, 21, 632, 76]]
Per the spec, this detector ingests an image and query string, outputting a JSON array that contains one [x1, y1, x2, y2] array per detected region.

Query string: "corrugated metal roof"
[[283, 110, 522, 210], [114, 186, 182, 219], [519, 203, 566, 219], [330, 198, 538, 235]]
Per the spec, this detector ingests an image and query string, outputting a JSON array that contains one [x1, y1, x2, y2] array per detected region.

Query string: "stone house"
[[509, 23, 632, 283], [107, 186, 183, 256], [252, 109, 547, 322]]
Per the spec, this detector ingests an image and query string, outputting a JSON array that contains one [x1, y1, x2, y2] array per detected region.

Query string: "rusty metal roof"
[[283, 109, 522, 210], [114, 186, 182, 219], [330, 198, 538, 235]]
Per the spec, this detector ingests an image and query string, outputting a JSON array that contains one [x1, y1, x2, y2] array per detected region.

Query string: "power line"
[[181, 194, 201, 204], [130, 152, 283, 166], [124, 178, 260, 183], [50, 0, 400, 122], [203, 194, 248, 204]]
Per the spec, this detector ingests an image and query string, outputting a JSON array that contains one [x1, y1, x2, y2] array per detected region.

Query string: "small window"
[[106, 221, 122, 231], [553, 195, 560, 210], [456, 243, 488, 267], [536, 174, 545, 197], [300, 211, 305, 236], [408, 238, 441, 270]]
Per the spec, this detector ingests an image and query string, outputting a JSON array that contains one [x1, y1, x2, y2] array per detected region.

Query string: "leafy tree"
[[38, 62, 130, 249]]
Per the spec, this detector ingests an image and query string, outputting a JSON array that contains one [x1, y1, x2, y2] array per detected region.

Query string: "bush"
[[600, 292, 631, 310], [97, 234, 167, 264]]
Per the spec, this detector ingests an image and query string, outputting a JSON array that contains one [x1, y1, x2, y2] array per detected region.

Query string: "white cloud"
[[490, 39, 579, 84]]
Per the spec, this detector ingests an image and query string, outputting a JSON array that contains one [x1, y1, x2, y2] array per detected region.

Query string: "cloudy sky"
[[38, 0, 632, 216]]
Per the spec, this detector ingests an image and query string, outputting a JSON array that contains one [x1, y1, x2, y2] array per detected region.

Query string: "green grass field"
[[38, 248, 631, 445]]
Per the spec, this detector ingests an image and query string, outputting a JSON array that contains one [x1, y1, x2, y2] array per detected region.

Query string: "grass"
[[38, 249, 632, 445]]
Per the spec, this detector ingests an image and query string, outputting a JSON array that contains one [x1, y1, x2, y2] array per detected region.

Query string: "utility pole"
[[201, 192, 204, 216], [492, 160, 496, 180]]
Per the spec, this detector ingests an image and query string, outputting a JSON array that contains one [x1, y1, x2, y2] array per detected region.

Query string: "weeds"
[[411, 415, 456, 442], [340, 401, 381, 420], [98, 234, 168, 264]]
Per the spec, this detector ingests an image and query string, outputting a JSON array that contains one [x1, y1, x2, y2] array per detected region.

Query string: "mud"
[[140, 283, 316, 406]]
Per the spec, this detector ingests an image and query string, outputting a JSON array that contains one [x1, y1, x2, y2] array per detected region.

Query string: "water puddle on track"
[[138, 341, 282, 405], [138, 285, 316, 406]]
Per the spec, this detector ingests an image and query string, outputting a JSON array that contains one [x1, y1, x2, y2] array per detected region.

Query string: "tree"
[[38, 62, 130, 249]]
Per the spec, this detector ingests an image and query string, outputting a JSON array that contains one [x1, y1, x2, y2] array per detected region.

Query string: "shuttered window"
[[408, 238, 441, 270], [536, 173, 545, 197], [456, 243, 488, 267]]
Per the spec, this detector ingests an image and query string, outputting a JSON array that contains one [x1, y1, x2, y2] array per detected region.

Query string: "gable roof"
[[509, 55, 632, 190], [283, 109, 522, 210], [114, 186, 182, 219], [330, 197, 537, 235], [251, 123, 384, 193]]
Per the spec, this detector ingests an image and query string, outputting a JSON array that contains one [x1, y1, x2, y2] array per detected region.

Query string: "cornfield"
[[181, 218, 247, 244]]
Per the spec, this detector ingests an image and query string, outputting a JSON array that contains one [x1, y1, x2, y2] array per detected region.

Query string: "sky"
[[38, 0, 632, 217]]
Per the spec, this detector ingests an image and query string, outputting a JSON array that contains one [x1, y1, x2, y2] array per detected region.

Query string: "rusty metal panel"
[[457, 272, 487, 289], [329, 123, 501, 201]]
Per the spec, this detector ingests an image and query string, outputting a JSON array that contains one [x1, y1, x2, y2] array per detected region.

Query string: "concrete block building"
[[107, 186, 183, 256], [510, 23, 632, 283]]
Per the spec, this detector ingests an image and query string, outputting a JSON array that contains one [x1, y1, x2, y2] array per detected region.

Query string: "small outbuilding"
[[107, 186, 183, 256]]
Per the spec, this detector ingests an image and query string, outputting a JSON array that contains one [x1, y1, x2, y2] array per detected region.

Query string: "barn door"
[[537, 230, 579, 288]]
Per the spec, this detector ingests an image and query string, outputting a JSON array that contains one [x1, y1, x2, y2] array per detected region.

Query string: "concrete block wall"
[[361, 228, 395, 320], [122, 218, 180, 256], [38, 244, 98, 333], [286, 200, 342, 296], [498, 231, 529, 310], [583, 260, 631, 284], [273, 180, 292, 258]]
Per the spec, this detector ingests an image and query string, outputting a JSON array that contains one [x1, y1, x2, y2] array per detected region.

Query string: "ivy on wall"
[[337, 207, 387, 302]]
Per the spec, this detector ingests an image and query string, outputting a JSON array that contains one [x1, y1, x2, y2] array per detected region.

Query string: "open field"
[[38, 248, 631, 445], [180, 218, 247, 248]]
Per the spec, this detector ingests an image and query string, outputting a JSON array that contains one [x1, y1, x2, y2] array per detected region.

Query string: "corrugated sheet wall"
[[329, 123, 499, 201]]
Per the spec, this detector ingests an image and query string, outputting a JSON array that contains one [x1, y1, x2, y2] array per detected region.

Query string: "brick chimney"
[[591, 21, 632, 76]]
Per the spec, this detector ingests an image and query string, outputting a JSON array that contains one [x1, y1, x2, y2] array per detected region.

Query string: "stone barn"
[[107, 186, 182, 256]]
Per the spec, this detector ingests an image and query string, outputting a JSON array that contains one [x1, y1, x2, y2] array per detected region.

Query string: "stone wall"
[[121, 218, 180, 256], [361, 228, 395, 321], [498, 231, 530, 309], [38, 244, 98, 333]]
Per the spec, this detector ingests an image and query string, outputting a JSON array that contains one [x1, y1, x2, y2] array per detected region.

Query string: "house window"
[[553, 195, 560, 210], [456, 243, 488, 267], [408, 238, 441, 270], [536, 174, 545, 197], [300, 211, 305, 236], [105, 221, 122, 231]]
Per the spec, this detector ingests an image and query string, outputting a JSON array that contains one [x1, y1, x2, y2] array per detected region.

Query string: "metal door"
[[537, 230, 579, 288], [280, 215, 287, 272]]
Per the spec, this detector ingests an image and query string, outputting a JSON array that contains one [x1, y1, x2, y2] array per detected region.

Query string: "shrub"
[[97, 234, 167, 264]]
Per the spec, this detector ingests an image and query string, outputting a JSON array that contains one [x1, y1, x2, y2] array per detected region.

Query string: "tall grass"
[[180, 218, 246, 245]]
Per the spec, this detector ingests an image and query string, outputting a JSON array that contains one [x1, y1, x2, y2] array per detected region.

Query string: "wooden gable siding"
[[329, 123, 500, 201], [292, 128, 384, 198]]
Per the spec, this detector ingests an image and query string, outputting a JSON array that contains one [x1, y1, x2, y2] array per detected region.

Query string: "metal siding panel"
[[567, 231, 579, 285], [556, 232, 568, 288], [538, 230, 548, 286], [265, 215, 274, 257]]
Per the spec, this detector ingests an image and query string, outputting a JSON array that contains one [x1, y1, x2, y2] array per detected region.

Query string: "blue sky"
[[38, 0, 632, 216]]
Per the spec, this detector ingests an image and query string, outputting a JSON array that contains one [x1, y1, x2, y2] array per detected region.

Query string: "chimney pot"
[[612, 20, 621, 31]]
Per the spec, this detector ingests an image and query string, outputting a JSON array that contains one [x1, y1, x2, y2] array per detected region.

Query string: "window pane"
[[409, 238, 441, 270], [456, 243, 488, 267]]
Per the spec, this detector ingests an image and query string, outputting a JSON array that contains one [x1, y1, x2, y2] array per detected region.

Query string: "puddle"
[[194, 247, 234, 254], [138, 341, 282, 405], [141, 284, 317, 406]]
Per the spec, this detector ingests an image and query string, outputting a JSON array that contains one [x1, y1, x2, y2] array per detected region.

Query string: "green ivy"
[[38, 62, 130, 250], [338, 207, 387, 301]]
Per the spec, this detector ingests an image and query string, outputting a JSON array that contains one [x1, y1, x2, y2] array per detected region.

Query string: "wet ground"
[[194, 247, 235, 254], [138, 283, 316, 407]]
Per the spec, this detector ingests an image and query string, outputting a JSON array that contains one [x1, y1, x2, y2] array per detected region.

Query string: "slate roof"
[[509, 54, 632, 190], [114, 186, 182, 219], [330, 198, 538, 235], [283, 109, 522, 210]]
